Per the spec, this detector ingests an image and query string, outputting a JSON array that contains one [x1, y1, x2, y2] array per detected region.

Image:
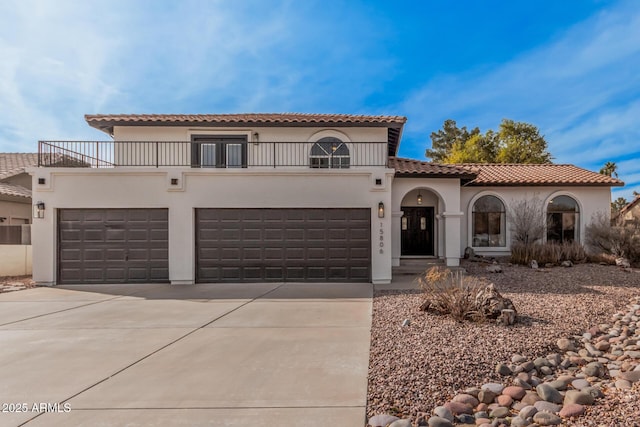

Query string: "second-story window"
[[191, 135, 247, 168], [310, 137, 350, 169]]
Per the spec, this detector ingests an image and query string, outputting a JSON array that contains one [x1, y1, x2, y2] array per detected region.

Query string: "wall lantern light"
[[417, 191, 423, 205], [253, 132, 260, 145], [378, 202, 385, 218], [33, 201, 45, 219]]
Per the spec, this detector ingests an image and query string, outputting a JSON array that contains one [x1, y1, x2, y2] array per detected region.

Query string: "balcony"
[[38, 141, 388, 168]]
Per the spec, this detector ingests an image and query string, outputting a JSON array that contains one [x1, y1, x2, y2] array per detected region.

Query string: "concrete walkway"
[[0, 282, 372, 427]]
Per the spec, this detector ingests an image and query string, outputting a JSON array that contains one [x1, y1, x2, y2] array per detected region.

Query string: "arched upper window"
[[547, 195, 580, 243], [472, 195, 506, 247], [309, 137, 350, 169]]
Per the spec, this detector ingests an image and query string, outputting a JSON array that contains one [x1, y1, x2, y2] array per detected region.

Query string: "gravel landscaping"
[[367, 262, 640, 426]]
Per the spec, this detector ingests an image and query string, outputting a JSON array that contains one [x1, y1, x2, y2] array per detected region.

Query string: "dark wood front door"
[[401, 207, 434, 256]]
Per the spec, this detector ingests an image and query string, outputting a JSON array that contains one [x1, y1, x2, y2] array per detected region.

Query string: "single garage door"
[[58, 209, 169, 284], [196, 208, 371, 282]]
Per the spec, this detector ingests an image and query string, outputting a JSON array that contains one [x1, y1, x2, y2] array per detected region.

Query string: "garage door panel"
[[241, 248, 261, 261], [329, 267, 347, 279], [196, 208, 370, 283], [58, 209, 169, 284], [242, 229, 262, 240], [60, 248, 81, 261], [350, 267, 370, 279], [60, 229, 81, 241], [221, 248, 241, 260], [285, 247, 305, 260], [83, 229, 105, 242], [264, 267, 284, 280], [350, 247, 370, 260], [149, 229, 168, 240], [284, 229, 304, 240]]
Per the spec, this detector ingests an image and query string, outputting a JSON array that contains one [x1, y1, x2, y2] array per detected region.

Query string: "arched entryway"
[[400, 188, 441, 257]]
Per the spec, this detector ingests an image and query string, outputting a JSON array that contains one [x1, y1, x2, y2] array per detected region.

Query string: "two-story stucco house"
[[30, 113, 623, 286]]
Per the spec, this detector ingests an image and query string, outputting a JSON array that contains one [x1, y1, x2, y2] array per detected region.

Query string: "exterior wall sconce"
[[33, 201, 45, 219], [253, 132, 260, 145], [417, 191, 423, 205], [378, 202, 385, 218]]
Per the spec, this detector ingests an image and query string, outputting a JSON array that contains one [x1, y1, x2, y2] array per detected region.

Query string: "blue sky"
[[1, 0, 638, 200]]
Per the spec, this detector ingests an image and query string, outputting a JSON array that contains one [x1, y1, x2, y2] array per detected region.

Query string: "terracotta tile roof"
[[389, 157, 478, 178], [461, 163, 624, 186], [0, 182, 31, 198], [391, 159, 624, 186], [0, 153, 39, 180], [86, 113, 407, 130]]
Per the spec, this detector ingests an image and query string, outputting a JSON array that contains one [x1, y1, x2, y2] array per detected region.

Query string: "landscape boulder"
[[475, 283, 517, 320]]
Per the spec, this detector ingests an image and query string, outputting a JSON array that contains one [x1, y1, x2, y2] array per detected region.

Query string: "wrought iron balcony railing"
[[38, 140, 388, 168]]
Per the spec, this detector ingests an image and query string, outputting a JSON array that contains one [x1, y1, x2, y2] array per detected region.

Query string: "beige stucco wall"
[[460, 186, 612, 256], [391, 178, 463, 267], [0, 199, 31, 224], [112, 126, 388, 167], [0, 245, 32, 276], [31, 167, 394, 285], [113, 125, 388, 142]]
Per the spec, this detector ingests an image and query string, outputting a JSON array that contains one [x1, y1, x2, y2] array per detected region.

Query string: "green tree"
[[430, 118, 553, 164], [495, 119, 552, 164], [612, 196, 628, 212], [426, 119, 480, 163], [599, 162, 618, 178], [444, 132, 498, 163]]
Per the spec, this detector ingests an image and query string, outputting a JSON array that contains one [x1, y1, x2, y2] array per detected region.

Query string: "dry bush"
[[510, 241, 587, 265], [417, 266, 484, 322], [585, 212, 640, 265], [508, 196, 546, 244]]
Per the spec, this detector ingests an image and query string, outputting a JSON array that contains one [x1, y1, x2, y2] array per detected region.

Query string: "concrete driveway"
[[0, 282, 372, 427]]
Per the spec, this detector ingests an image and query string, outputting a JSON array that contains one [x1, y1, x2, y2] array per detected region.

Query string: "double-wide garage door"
[[57, 208, 371, 284], [196, 208, 371, 282], [58, 209, 169, 284]]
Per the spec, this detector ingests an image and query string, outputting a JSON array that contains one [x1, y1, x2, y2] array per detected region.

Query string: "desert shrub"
[[585, 212, 640, 265], [510, 241, 587, 265], [508, 196, 546, 244], [417, 266, 484, 322]]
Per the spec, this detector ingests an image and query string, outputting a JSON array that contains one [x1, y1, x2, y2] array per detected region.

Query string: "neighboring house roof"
[[85, 113, 408, 156], [0, 153, 39, 180], [461, 163, 625, 187], [389, 157, 477, 178], [0, 182, 31, 199], [390, 158, 624, 187], [614, 194, 640, 221]]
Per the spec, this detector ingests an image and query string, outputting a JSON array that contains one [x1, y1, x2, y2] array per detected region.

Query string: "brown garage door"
[[58, 209, 169, 284], [196, 208, 371, 282]]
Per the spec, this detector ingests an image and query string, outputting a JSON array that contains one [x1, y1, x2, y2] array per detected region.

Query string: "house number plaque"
[[379, 222, 384, 254]]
